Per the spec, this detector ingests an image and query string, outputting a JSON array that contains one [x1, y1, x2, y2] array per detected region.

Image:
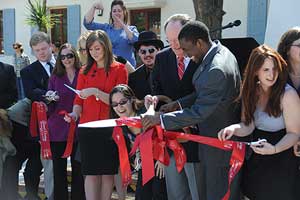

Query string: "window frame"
[[50, 7, 68, 45], [130, 8, 161, 37]]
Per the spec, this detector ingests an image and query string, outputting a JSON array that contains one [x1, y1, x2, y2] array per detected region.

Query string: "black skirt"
[[78, 127, 119, 175], [242, 129, 298, 200]]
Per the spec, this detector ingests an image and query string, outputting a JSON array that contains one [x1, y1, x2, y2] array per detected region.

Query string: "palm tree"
[[25, 0, 60, 32]]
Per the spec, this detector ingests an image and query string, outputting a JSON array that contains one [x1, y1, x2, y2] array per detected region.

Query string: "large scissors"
[[43, 91, 58, 102], [64, 84, 86, 99], [244, 139, 267, 146]]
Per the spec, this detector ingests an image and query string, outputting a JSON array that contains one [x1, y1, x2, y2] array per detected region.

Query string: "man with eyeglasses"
[[128, 31, 164, 100], [149, 14, 201, 200]]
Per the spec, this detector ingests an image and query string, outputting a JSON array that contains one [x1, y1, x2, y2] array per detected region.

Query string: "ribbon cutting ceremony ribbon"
[[129, 126, 155, 185], [112, 126, 132, 186], [59, 110, 76, 158], [79, 117, 246, 200], [164, 131, 246, 200], [30, 101, 52, 159]]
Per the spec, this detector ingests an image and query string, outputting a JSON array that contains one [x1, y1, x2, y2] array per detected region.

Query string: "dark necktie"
[[47, 62, 53, 73]]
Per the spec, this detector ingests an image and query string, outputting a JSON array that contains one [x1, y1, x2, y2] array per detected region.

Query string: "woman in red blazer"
[[66, 30, 128, 200]]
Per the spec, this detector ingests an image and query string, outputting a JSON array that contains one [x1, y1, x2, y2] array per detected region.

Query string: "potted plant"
[[25, 0, 60, 32]]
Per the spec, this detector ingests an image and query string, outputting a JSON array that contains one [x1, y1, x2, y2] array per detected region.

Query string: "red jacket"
[[74, 61, 128, 123]]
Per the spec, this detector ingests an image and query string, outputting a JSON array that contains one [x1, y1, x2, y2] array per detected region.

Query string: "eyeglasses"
[[61, 53, 75, 60], [111, 98, 129, 107], [139, 48, 156, 55], [291, 44, 300, 48], [79, 48, 86, 52]]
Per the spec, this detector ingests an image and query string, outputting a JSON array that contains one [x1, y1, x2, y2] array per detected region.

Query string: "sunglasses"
[[61, 53, 75, 60], [13, 46, 19, 49], [139, 48, 156, 55], [111, 98, 129, 107]]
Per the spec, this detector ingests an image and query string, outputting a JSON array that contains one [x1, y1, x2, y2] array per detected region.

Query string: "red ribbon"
[[164, 131, 246, 200], [112, 126, 132, 186], [129, 127, 155, 185], [59, 110, 76, 158], [152, 126, 186, 172], [30, 101, 52, 159], [152, 126, 170, 166], [116, 117, 142, 128], [112, 117, 245, 200]]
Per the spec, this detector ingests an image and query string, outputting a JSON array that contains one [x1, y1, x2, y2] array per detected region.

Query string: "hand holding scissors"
[[44, 90, 59, 102], [64, 84, 86, 99]]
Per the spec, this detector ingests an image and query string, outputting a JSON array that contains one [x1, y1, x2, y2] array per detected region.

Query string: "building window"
[[50, 8, 67, 45], [0, 10, 3, 54], [130, 8, 161, 37]]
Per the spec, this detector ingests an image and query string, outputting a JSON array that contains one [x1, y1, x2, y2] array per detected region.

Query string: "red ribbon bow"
[[58, 110, 76, 158]]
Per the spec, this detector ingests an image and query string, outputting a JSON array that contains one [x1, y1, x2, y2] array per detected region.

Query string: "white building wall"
[[1, 0, 248, 62], [222, 0, 247, 38], [0, 1, 32, 62], [265, 0, 300, 48], [158, 0, 195, 43]]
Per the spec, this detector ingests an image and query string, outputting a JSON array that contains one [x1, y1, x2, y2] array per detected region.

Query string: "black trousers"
[[51, 141, 85, 200], [135, 168, 168, 200], [0, 122, 43, 200]]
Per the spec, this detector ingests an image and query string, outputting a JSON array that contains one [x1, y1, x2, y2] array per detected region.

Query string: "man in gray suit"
[[142, 20, 241, 200]]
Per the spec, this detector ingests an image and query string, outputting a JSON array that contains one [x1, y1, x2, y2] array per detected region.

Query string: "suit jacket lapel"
[[192, 41, 222, 82], [169, 50, 179, 81], [34, 61, 49, 78], [34, 61, 49, 87]]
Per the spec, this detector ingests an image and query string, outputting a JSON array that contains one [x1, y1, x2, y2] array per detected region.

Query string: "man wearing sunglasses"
[[128, 31, 164, 100], [128, 31, 169, 200]]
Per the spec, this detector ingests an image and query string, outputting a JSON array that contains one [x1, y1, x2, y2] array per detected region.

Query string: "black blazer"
[[21, 60, 50, 102], [0, 62, 17, 108], [128, 64, 152, 100], [151, 47, 199, 162], [152, 47, 197, 100]]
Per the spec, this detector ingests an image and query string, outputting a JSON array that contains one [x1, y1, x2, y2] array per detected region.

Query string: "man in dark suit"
[[21, 33, 55, 102], [129, 31, 168, 200], [143, 21, 241, 200], [149, 14, 201, 200], [0, 61, 18, 199], [128, 31, 164, 100], [0, 62, 18, 109], [20, 31, 55, 200]]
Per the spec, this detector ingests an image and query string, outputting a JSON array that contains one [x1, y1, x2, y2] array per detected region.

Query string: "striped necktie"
[[177, 57, 185, 80]]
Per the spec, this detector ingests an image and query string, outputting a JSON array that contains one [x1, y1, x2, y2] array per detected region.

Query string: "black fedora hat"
[[134, 31, 164, 51]]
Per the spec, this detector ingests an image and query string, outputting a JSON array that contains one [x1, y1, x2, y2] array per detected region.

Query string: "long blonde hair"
[[77, 31, 91, 66]]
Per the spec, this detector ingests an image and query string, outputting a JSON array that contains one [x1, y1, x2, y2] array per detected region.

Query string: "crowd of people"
[[1, 0, 300, 200]]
